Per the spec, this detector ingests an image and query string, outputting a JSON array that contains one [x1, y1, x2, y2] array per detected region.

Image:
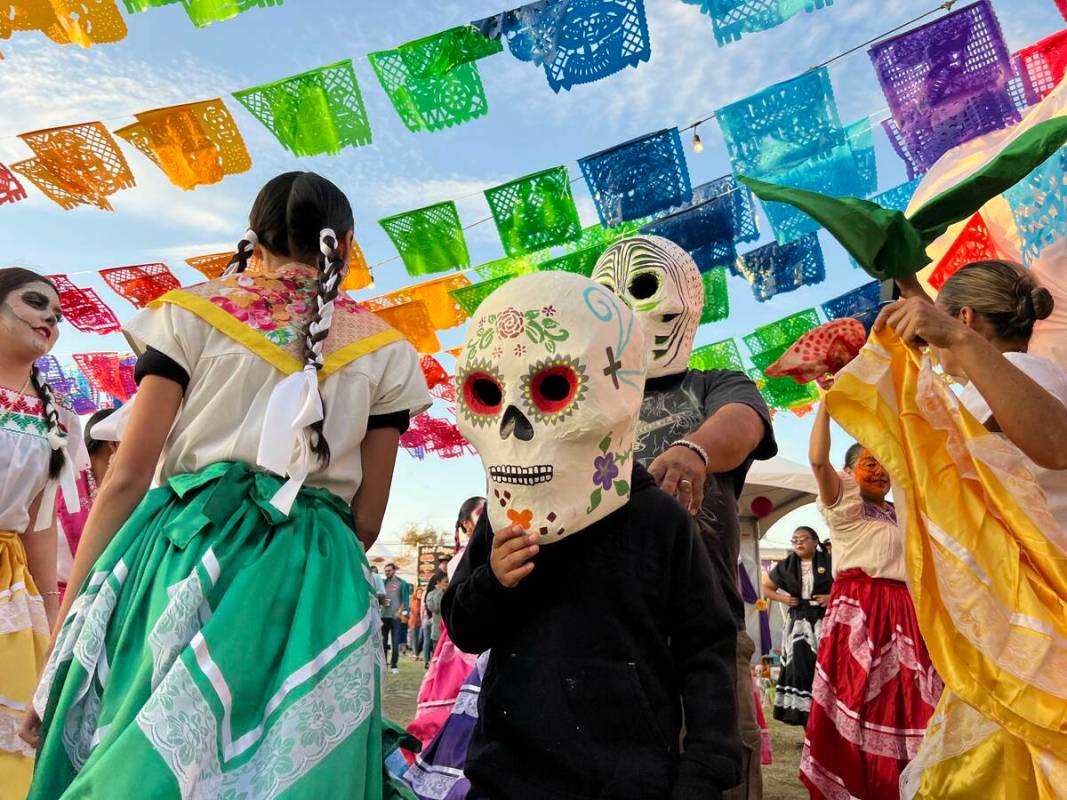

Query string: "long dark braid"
[[239, 172, 355, 468], [29, 363, 65, 478], [302, 228, 345, 465]]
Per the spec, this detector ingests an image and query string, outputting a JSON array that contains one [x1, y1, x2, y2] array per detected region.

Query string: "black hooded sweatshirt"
[[443, 463, 741, 800]]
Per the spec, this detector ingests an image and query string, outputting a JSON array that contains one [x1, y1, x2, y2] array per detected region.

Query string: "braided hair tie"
[[223, 229, 259, 276]]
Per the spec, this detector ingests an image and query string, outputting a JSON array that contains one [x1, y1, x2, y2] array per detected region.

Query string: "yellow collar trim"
[[150, 291, 405, 378]]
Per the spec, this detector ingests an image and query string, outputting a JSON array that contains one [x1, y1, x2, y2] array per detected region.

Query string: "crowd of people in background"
[[1, 170, 1065, 800]]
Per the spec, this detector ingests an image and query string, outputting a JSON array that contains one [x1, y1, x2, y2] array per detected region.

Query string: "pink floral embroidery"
[[207, 269, 321, 337]]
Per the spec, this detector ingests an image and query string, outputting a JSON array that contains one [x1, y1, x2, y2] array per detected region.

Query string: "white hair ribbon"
[[222, 229, 260, 277], [256, 364, 324, 515]]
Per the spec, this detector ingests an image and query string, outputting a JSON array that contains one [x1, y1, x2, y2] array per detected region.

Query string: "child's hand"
[[490, 525, 540, 588]]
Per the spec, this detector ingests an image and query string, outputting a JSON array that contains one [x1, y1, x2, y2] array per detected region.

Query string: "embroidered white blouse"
[[122, 299, 432, 506], [0, 387, 84, 533], [817, 472, 904, 582]]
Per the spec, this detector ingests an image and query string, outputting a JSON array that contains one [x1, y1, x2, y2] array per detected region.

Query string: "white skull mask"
[[591, 235, 704, 378], [456, 272, 647, 544]]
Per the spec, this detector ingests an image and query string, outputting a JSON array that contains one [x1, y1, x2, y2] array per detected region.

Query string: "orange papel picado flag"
[[116, 99, 251, 190], [12, 121, 134, 210], [0, 0, 126, 47]]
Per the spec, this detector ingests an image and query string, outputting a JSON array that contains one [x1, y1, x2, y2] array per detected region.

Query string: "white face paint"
[[456, 272, 647, 543], [591, 235, 704, 378], [0, 281, 62, 359]]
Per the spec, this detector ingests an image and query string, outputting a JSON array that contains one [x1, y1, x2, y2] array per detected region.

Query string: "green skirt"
[[30, 462, 399, 800]]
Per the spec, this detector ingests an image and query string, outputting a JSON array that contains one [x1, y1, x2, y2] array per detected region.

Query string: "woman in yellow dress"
[[0, 269, 84, 799], [827, 260, 1067, 798]]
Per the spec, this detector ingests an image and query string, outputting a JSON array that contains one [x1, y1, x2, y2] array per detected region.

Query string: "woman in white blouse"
[[0, 269, 83, 797], [888, 263, 1067, 516], [878, 261, 1067, 798]]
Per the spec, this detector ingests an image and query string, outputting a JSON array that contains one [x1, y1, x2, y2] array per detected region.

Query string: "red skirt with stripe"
[[801, 569, 943, 800]]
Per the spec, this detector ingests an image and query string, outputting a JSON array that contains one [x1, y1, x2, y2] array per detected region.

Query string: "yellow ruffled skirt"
[[827, 330, 1067, 799], [901, 690, 1065, 799], [0, 531, 50, 800]]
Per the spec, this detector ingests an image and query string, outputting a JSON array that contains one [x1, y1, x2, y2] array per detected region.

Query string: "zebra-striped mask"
[[591, 235, 704, 379]]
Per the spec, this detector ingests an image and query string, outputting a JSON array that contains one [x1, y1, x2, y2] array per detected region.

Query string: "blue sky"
[[0, 0, 1060, 551]]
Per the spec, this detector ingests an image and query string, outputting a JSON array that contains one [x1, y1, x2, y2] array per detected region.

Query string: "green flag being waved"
[[740, 115, 1067, 281]]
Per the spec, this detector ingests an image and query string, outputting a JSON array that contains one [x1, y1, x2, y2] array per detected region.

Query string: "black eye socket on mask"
[[538, 374, 571, 402], [627, 272, 660, 300], [469, 377, 502, 411]]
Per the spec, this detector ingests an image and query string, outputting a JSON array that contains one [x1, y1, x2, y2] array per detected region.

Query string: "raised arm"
[[350, 427, 401, 551], [943, 334, 1067, 470], [809, 402, 842, 506], [876, 298, 1067, 470]]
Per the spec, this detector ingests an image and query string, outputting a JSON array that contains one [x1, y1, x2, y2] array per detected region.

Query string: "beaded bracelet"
[[669, 439, 708, 468]]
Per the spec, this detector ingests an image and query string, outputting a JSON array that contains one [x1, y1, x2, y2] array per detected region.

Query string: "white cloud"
[[369, 172, 512, 243], [0, 42, 244, 158]]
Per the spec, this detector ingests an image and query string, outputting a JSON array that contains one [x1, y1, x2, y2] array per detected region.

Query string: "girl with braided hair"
[[22, 172, 432, 799], [0, 268, 85, 797]]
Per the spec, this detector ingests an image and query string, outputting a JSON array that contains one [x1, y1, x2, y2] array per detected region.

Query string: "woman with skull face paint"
[[0, 268, 86, 797], [761, 526, 832, 727], [800, 406, 942, 800]]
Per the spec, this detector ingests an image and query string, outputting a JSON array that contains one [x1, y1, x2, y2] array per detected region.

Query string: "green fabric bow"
[[740, 116, 1067, 281]]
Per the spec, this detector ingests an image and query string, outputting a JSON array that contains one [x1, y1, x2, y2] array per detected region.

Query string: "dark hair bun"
[[1030, 286, 1054, 322]]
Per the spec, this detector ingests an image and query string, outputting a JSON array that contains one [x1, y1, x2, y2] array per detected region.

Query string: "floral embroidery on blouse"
[[206, 268, 367, 348], [862, 500, 897, 525]]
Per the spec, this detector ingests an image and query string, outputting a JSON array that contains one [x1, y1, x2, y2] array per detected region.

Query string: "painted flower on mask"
[[592, 453, 619, 491], [507, 508, 533, 529], [495, 307, 525, 339]]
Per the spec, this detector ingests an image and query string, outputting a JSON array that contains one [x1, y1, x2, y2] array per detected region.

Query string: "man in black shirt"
[[594, 236, 778, 800]]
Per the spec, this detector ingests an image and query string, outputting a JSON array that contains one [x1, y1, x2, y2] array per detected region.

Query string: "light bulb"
[[692, 131, 704, 153]]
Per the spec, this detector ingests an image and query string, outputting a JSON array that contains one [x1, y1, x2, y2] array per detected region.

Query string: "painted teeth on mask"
[[488, 465, 554, 485]]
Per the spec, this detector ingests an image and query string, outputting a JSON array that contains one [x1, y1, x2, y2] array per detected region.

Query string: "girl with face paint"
[[800, 396, 941, 800], [0, 268, 84, 796], [761, 527, 832, 727]]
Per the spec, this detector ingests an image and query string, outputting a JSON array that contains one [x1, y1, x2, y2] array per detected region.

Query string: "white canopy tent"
[[736, 456, 819, 661]]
